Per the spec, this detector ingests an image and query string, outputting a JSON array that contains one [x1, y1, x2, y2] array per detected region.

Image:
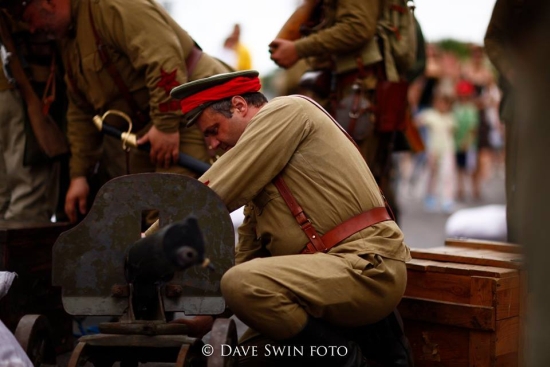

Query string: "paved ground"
[[396, 155, 506, 249]]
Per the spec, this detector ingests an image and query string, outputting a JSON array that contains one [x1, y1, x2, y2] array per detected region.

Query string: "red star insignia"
[[157, 68, 180, 95]]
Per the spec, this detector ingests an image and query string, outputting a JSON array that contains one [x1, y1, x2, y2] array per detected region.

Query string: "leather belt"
[[301, 207, 392, 254], [273, 174, 392, 255]]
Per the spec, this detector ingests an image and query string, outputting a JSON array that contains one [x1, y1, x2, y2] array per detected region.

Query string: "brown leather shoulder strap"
[[293, 94, 360, 148], [273, 174, 327, 254], [271, 95, 395, 254], [291, 94, 396, 220]]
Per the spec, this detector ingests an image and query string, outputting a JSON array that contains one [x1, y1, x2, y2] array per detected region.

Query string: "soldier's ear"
[[231, 96, 247, 114]]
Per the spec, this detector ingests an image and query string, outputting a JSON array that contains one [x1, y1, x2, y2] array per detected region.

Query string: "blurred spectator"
[[461, 45, 494, 200], [402, 43, 443, 196], [411, 43, 443, 113], [481, 75, 505, 176], [217, 24, 252, 71], [453, 79, 480, 201], [415, 83, 456, 213]]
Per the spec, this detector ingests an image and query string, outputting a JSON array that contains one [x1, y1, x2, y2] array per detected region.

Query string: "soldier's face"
[[197, 105, 249, 152], [23, 0, 71, 38]]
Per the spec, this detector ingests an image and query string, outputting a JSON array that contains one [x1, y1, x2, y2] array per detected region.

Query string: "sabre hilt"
[[93, 112, 211, 175]]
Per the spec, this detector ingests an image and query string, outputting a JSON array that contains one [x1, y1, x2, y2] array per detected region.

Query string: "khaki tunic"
[[62, 0, 231, 179], [291, 0, 402, 221], [293, 0, 399, 82], [200, 96, 411, 340], [0, 22, 60, 222]]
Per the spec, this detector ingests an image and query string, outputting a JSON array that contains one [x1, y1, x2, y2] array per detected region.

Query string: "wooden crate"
[[0, 221, 74, 353], [398, 239, 526, 367]]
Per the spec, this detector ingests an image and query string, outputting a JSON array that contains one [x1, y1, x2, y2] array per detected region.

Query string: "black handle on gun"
[[93, 111, 210, 175]]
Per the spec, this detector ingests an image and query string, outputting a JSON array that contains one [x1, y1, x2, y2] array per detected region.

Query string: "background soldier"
[[0, 7, 68, 222], [269, 0, 418, 222], [10, 0, 232, 222]]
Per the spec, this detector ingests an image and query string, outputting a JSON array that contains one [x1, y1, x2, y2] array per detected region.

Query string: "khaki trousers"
[[221, 252, 407, 346], [0, 89, 59, 222]]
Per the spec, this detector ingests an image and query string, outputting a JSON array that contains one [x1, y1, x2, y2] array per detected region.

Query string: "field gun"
[[52, 173, 236, 367]]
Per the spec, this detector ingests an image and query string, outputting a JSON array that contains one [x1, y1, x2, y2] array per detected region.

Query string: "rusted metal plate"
[[53, 173, 234, 316]]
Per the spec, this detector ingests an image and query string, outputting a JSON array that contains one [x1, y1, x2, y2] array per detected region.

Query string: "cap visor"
[[184, 104, 210, 127]]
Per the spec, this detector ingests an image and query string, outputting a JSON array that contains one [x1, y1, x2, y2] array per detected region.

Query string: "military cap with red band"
[[170, 70, 261, 127]]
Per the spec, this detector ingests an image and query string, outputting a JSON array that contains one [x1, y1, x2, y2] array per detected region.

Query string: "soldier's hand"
[[65, 177, 90, 223], [137, 126, 179, 168], [269, 38, 299, 69], [171, 316, 214, 339]]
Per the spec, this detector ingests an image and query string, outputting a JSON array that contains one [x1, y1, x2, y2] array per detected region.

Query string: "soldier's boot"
[[286, 316, 369, 367], [352, 309, 414, 367]]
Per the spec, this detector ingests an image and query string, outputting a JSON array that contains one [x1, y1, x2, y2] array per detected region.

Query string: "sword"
[[93, 110, 211, 175]]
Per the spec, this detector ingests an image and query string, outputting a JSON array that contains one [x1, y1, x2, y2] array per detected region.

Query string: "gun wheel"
[[14, 314, 56, 366], [207, 318, 238, 367], [67, 342, 89, 367]]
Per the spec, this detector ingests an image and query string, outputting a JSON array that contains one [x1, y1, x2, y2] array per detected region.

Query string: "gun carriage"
[[51, 173, 236, 367]]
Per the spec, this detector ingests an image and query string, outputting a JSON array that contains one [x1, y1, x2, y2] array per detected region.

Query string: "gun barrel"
[[125, 218, 208, 285]]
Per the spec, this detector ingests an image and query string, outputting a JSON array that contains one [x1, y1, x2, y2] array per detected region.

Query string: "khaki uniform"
[[200, 96, 411, 343], [292, 0, 402, 220], [62, 0, 231, 180], [0, 26, 59, 222]]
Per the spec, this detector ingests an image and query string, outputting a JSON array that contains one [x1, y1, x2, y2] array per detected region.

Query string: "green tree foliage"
[[437, 39, 472, 60]]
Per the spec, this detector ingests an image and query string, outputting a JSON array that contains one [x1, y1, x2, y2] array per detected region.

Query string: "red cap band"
[[180, 76, 261, 114]]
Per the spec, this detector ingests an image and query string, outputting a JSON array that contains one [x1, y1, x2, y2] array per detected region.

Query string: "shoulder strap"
[[292, 94, 396, 220], [272, 174, 327, 254]]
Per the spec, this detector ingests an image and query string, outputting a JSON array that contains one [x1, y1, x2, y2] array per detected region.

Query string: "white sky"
[[169, 0, 497, 75]]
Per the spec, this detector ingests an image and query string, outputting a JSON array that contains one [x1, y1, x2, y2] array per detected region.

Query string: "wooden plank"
[[398, 297, 495, 331], [410, 247, 523, 269], [518, 271, 528, 367], [469, 331, 495, 366], [495, 352, 519, 367], [496, 317, 519, 356], [470, 276, 497, 308], [0, 222, 72, 248], [406, 271, 473, 304], [407, 258, 517, 278], [496, 283, 520, 320], [445, 238, 522, 254], [403, 320, 470, 366]]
